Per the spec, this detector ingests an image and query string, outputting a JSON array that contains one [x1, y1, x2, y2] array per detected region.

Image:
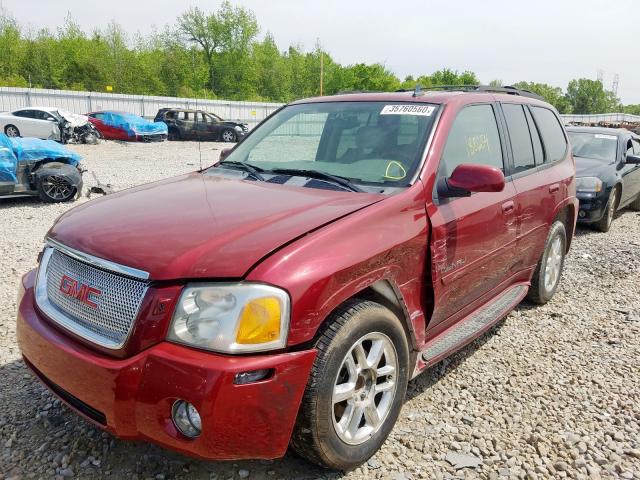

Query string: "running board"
[[415, 284, 528, 376]]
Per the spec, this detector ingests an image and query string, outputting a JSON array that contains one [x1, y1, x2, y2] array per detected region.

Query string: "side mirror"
[[626, 154, 640, 165], [218, 148, 232, 163], [439, 163, 505, 197]]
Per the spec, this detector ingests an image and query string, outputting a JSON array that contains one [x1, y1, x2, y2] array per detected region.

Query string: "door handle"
[[549, 183, 560, 193], [502, 201, 515, 214]]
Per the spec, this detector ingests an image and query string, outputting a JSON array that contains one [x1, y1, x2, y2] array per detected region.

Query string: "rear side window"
[[633, 139, 640, 155], [440, 104, 504, 177], [531, 107, 568, 163], [502, 104, 535, 173]]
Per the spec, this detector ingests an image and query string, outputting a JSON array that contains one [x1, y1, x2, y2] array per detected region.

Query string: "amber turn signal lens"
[[236, 297, 281, 344]]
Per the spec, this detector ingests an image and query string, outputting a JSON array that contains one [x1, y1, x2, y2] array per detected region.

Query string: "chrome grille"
[[37, 246, 149, 348]]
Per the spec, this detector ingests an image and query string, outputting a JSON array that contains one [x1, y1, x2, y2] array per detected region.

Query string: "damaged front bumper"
[[16, 270, 316, 460]]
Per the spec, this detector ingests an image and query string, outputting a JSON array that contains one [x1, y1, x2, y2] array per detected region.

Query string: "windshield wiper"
[[218, 161, 265, 181], [269, 168, 363, 192]]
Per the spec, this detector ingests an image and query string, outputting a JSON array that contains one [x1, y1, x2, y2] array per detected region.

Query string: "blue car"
[[0, 134, 83, 203]]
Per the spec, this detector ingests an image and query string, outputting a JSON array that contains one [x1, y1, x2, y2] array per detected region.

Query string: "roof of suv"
[[292, 90, 552, 108]]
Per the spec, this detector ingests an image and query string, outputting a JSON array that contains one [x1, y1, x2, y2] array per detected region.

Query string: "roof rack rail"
[[424, 85, 544, 100]]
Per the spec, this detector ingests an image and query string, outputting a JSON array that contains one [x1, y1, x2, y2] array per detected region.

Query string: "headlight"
[[234, 125, 243, 132], [167, 283, 290, 353], [576, 177, 603, 193]]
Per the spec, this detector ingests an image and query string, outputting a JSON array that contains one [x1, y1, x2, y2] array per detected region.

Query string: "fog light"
[[579, 210, 586, 218], [171, 400, 201, 438], [234, 368, 272, 385]]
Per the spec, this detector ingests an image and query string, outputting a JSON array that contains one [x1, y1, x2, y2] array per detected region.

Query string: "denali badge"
[[59, 275, 102, 309]]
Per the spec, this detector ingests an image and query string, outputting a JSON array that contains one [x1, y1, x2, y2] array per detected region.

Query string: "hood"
[[48, 173, 383, 280], [59, 110, 89, 128], [574, 155, 614, 177]]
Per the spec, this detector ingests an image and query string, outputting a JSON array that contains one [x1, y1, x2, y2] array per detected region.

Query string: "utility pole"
[[320, 50, 324, 96]]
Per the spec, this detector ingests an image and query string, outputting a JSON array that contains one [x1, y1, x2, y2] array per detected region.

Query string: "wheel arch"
[[308, 278, 419, 354], [552, 200, 577, 252]]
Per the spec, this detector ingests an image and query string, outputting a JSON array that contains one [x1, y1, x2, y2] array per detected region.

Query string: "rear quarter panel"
[[246, 185, 430, 349]]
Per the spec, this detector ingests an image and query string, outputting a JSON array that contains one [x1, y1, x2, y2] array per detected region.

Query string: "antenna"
[[612, 74, 619, 97], [195, 97, 202, 171]]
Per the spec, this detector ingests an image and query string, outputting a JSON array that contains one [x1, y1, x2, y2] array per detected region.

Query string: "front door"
[[429, 103, 518, 328]]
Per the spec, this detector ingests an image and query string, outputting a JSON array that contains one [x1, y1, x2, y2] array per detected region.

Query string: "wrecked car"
[[87, 111, 168, 142], [154, 108, 248, 142], [0, 133, 83, 202], [0, 107, 67, 142]]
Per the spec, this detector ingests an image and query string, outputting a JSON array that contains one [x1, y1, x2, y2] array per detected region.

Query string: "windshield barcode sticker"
[[595, 134, 617, 141], [380, 105, 436, 116]]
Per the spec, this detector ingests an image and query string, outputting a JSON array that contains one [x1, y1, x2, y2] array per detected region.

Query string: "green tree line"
[[0, 2, 635, 115]]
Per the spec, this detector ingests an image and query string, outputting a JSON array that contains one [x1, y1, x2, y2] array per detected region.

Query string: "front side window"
[[219, 101, 439, 188], [502, 103, 535, 173], [13, 110, 32, 118], [633, 139, 640, 155], [439, 104, 504, 178], [531, 107, 568, 163], [568, 132, 618, 163]]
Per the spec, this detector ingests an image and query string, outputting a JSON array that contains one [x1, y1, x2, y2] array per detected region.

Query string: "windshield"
[[569, 132, 618, 162], [214, 101, 439, 187]]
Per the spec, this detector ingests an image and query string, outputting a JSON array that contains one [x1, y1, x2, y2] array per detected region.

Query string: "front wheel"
[[291, 300, 409, 471], [595, 187, 618, 232], [221, 129, 237, 142], [527, 220, 567, 304], [35, 163, 81, 203]]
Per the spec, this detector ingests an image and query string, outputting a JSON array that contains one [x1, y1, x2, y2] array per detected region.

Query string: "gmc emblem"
[[59, 275, 102, 309]]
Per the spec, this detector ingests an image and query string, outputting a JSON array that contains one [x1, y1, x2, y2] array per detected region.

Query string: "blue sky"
[[2, 0, 638, 104]]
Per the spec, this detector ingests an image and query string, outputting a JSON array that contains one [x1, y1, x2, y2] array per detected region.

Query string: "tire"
[[4, 124, 20, 137], [595, 187, 618, 233], [291, 299, 409, 471], [221, 129, 237, 142], [35, 163, 81, 203], [527, 220, 567, 305]]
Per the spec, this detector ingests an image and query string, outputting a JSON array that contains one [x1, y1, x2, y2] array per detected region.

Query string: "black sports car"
[[567, 126, 640, 232], [154, 108, 248, 142]]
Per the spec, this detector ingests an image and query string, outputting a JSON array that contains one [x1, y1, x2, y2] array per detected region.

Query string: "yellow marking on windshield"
[[384, 161, 407, 180]]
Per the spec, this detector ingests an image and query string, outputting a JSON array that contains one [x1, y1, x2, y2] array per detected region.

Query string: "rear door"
[[507, 104, 570, 270], [429, 103, 518, 327]]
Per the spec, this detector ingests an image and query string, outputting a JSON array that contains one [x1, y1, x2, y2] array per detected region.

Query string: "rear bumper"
[[16, 270, 316, 460]]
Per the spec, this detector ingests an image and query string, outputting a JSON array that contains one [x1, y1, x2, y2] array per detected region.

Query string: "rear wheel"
[[291, 300, 409, 471], [4, 124, 20, 137], [221, 129, 237, 142], [595, 187, 618, 232], [527, 221, 567, 304]]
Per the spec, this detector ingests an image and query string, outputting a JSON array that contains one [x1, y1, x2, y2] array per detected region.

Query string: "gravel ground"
[[1, 140, 639, 479]]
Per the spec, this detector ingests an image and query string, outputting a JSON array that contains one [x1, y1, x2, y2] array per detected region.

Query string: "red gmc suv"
[[16, 86, 577, 470]]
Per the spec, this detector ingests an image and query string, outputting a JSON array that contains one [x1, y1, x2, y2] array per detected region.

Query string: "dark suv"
[[567, 126, 640, 231], [18, 86, 577, 470], [155, 108, 248, 142]]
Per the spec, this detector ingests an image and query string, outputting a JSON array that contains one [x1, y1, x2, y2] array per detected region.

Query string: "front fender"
[[247, 184, 430, 349]]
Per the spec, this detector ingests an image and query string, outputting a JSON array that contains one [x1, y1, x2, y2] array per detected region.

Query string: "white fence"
[[0, 87, 284, 128], [561, 113, 640, 125]]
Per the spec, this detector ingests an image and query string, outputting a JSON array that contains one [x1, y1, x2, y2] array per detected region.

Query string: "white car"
[[0, 107, 65, 141]]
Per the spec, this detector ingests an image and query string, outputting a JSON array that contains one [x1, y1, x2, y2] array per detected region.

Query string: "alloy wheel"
[[331, 332, 398, 445], [5, 126, 19, 137], [222, 130, 235, 142], [41, 175, 73, 201], [544, 236, 563, 292]]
